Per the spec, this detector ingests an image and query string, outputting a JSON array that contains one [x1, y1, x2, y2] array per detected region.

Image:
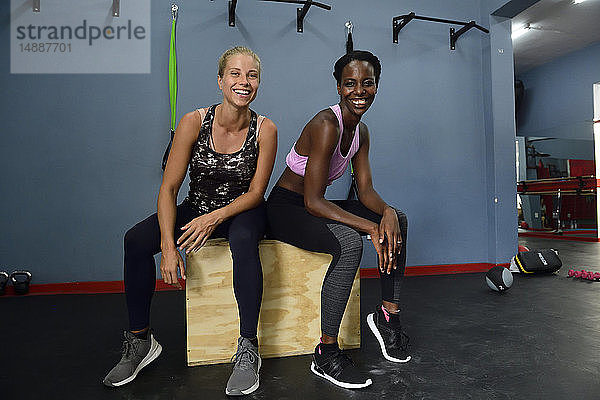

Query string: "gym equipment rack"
[[259, 0, 331, 32], [517, 176, 598, 196], [392, 12, 489, 50]]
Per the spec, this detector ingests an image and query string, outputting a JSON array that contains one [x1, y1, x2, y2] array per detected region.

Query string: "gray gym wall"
[[517, 41, 600, 141], [0, 0, 519, 284]]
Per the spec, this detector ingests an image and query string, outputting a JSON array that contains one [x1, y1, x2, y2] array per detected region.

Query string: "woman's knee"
[[230, 222, 263, 243], [394, 209, 408, 230], [228, 226, 263, 256], [328, 224, 363, 257], [124, 224, 151, 255], [124, 226, 139, 250], [346, 230, 363, 255]]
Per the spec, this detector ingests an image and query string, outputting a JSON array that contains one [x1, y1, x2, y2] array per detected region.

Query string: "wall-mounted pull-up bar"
[[31, 0, 121, 16], [259, 0, 331, 33], [393, 12, 489, 50]]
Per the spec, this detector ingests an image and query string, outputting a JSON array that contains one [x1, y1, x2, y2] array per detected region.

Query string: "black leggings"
[[266, 186, 407, 337], [124, 201, 266, 338]]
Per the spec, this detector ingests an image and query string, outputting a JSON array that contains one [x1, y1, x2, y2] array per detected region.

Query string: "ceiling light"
[[573, 0, 587, 4], [512, 24, 530, 40]]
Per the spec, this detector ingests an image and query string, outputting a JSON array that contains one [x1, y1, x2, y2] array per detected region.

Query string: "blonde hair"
[[217, 46, 261, 81]]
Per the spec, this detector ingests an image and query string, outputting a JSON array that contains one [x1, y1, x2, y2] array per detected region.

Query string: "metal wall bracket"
[[450, 21, 476, 50], [393, 12, 488, 50], [33, 0, 40, 12], [229, 0, 237, 27], [112, 0, 120, 17], [260, 0, 331, 33], [392, 12, 415, 43], [296, 0, 313, 32]]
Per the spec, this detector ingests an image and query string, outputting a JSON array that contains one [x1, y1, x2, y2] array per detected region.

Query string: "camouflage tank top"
[[184, 104, 260, 214]]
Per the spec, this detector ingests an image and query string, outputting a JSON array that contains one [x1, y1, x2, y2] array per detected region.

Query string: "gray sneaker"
[[225, 337, 261, 396], [103, 331, 162, 387]]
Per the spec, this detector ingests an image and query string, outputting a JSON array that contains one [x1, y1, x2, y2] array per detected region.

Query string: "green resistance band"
[[347, 161, 358, 200], [169, 5, 178, 132], [162, 4, 179, 170]]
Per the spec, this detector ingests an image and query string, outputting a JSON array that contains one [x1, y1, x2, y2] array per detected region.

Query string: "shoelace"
[[320, 349, 353, 378], [231, 345, 257, 371], [121, 340, 134, 359], [122, 340, 136, 359], [380, 311, 410, 351], [121, 336, 142, 360], [388, 327, 410, 351]]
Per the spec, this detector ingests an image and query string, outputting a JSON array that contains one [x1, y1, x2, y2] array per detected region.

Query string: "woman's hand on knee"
[[368, 224, 388, 274], [379, 207, 401, 274], [160, 248, 185, 289], [177, 212, 222, 253]]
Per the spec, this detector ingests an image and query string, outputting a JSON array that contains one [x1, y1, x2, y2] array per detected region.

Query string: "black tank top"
[[185, 104, 259, 214]]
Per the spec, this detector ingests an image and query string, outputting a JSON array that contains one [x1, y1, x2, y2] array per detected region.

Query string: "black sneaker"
[[310, 344, 372, 389], [367, 305, 411, 363]]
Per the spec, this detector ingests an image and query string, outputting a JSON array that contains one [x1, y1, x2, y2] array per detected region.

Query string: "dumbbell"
[[567, 269, 600, 281], [584, 271, 600, 281], [583, 270, 598, 280], [568, 269, 590, 279]]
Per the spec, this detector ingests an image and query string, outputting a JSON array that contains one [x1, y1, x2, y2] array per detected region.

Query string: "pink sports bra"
[[285, 104, 360, 185]]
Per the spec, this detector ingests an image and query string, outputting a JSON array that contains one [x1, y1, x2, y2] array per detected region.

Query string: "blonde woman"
[[103, 46, 277, 396]]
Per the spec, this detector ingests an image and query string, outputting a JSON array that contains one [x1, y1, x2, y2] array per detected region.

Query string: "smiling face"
[[337, 60, 377, 117], [217, 54, 260, 108]]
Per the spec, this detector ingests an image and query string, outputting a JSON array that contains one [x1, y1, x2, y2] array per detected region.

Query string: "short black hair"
[[333, 51, 382, 86]]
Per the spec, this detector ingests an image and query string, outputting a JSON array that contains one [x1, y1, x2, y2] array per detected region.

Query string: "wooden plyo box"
[[185, 239, 360, 366]]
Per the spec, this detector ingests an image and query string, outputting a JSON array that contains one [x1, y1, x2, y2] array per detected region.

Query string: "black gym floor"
[[2, 236, 599, 400]]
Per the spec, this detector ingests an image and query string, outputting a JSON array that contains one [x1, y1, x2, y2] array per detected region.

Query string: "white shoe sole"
[[110, 334, 163, 387], [310, 361, 372, 389], [225, 355, 261, 396], [367, 313, 411, 363]]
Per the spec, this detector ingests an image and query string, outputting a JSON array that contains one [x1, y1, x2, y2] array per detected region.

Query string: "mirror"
[[512, 0, 599, 241], [517, 136, 597, 239]]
